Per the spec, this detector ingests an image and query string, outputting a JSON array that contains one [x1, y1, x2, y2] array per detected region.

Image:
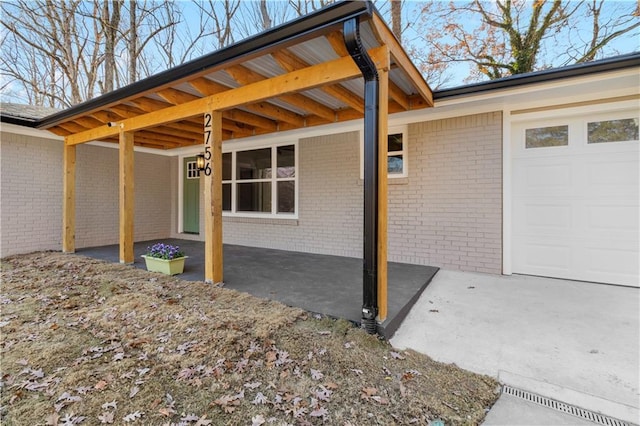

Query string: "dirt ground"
[[0, 252, 499, 425]]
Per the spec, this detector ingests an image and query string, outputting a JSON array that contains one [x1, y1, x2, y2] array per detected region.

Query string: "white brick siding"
[[181, 111, 503, 273], [3, 110, 502, 274], [1, 131, 173, 257]]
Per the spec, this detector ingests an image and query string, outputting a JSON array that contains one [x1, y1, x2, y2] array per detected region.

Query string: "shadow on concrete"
[[77, 238, 438, 338]]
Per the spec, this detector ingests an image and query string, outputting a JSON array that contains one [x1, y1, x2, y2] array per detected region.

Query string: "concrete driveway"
[[391, 270, 639, 424]]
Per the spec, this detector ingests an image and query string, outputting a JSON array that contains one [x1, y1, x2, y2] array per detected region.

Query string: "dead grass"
[[1, 252, 499, 425]]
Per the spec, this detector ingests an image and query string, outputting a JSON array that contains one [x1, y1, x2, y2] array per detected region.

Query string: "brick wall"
[[392, 112, 503, 273], [186, 111, 503, 273], [1, 132, 63, 256], [1, 131, 173, 257], [222, 131, 363, 257]]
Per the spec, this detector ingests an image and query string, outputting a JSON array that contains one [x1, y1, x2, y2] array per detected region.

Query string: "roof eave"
[[37, 0, 375, 130], [434, 52, 640, 100]]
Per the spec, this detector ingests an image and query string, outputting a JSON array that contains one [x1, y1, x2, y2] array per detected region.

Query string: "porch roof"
[[37, 1, 432, 150]]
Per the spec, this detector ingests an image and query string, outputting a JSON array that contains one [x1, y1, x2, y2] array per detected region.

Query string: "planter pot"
[[142, 255, 188, 275]]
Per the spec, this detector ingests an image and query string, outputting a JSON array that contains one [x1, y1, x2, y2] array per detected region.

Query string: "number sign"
[[203, 113, 213, 176]]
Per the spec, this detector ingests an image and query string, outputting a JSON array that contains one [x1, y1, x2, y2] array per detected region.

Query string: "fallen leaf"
[[94, 380, 108, 391], [129, 386, 139, 398], [390, 351, 406, 360], [251, 414, 266, 426], [158, 407, 176, 417], [101, 400, 117, 410], [310, 369, 323, 380], [310, 406, 329, 417], [98, 412, 114, 424], [123, 411, 143, 422], [361, 387, 378, 399]]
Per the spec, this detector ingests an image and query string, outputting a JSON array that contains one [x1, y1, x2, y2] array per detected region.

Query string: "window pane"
[[588, 119, 639, 144], [236, 148, 271, 179], [222, 183, 231, 211], [277, 181, 295, 213], [388, 133, 403, 152], [525, 126, 568, 148], [277, 145, 295, 178], [388, 155, 403, 174], [222, 153, 232, 180], [237, 182, 271, 212]]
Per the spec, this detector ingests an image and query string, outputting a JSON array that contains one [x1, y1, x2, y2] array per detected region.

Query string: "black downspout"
[[344, 17, 379, 334]]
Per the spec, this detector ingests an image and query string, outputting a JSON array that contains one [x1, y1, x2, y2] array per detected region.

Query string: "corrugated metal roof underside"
[[36, 2, 432, 150]]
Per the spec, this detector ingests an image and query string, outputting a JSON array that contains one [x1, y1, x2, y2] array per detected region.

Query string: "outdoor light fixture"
[[196, 154, 206, 171]]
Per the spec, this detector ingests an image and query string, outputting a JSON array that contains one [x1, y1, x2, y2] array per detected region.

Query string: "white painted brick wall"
[[1, 131, 173, 257], [192, 112, 503, 273]]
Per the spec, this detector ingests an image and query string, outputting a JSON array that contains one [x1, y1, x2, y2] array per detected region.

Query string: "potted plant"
[[142, 243, 188, 275]]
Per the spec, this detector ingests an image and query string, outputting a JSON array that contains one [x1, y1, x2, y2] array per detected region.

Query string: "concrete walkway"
[[391, 270, 640, 425]]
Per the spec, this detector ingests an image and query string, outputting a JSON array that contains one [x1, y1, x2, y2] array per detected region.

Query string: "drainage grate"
[[502, 385, 635, 426]]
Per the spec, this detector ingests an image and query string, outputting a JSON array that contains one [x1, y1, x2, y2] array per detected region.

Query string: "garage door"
[[512, 110, 639, 287]]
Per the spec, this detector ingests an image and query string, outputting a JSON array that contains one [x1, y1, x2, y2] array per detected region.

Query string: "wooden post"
[[62, 143, 76, 253], [377, 68, 389, 321], [204, 110, 223, 284], [119, 129, 134, 264]]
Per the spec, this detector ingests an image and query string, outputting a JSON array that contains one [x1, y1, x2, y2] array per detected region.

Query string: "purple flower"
[[145, 243, 185, 260]]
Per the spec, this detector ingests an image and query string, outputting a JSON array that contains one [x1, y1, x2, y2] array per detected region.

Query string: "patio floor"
[[77, 238, 438, 338]]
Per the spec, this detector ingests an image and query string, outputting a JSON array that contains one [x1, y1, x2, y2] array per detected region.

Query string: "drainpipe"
[[344, 16, 379, 334]]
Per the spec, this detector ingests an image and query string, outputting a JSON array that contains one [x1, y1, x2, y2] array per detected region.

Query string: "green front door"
[[183, 157, 200, 234]]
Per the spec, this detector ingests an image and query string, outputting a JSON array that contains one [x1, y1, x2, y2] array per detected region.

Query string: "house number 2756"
[[203, 113, 213, 176]]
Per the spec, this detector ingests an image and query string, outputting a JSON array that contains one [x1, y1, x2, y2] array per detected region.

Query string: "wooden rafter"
[[271, 49, 365, 113], [65, 47, 389, 146]]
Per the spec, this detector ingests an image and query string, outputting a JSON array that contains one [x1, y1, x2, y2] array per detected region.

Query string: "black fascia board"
[[434, 52, 640, 100], [37, 0, 375, 130], [0, 115, 39, 127]]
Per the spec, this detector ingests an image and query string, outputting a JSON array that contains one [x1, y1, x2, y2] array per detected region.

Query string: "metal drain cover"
[[502, 385, 636, 426]]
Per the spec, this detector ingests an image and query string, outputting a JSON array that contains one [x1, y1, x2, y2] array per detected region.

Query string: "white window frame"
[[222, 141, 299, 219], [359, 125, 408, 179]]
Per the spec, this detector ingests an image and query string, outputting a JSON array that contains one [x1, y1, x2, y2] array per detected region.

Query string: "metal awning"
[[38, 1, 432, 150]]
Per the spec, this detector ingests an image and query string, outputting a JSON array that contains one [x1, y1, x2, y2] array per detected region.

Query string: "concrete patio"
[[391, 270, 640, 424], [77, 238, 438, 338]]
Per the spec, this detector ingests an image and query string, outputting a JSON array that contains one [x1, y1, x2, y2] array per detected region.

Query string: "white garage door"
[[512, 110, 639, 287]]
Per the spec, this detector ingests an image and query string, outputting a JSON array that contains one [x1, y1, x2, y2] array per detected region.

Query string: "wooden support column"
[[204, 110, 223, 284], [62, 143, 76, 253], [377, 68, 389, 322], [119, 129, 134, 264]]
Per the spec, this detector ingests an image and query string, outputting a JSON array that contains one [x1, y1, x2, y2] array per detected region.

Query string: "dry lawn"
[[1, 252, 499, 425]]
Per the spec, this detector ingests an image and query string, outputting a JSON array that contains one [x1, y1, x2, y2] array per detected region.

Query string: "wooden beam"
[[119, 130, 135, 264], [225, 64, 338, 122], [272, 49, 365, 113], [388, 81, 410, 111], [377, 67, 389, 322], [325, 31, 349, 56], [62, 143, 76, 253], [204, 111, 223, 284], [188, 78, 298, 128], [370, 14, 433, 107], [65, 47, 389, 146]]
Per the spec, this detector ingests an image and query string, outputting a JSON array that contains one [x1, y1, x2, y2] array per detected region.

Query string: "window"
[[525, 125, 569, 148], [588, 118, 639, 144], [360, 126, 408, 178], [186, 161, 200, 179], [222, 143, 297, 217]]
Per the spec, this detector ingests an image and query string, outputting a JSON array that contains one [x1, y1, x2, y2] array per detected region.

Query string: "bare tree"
[[413, 0, 639, 83], [1, 0, 104, 106]]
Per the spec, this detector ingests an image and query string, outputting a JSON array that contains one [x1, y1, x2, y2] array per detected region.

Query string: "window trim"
[[222, 140, 299, 219], [359, 125, 408, 179]]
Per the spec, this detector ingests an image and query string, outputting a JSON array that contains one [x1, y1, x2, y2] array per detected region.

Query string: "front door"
[[183, 157, 200, 234]]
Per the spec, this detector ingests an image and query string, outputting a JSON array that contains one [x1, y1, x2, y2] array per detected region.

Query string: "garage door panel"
[[512, 112, 639, 287], [587, 205, 639, 232], [584, 246, 640, 276], [515, 241, 572, 272]]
